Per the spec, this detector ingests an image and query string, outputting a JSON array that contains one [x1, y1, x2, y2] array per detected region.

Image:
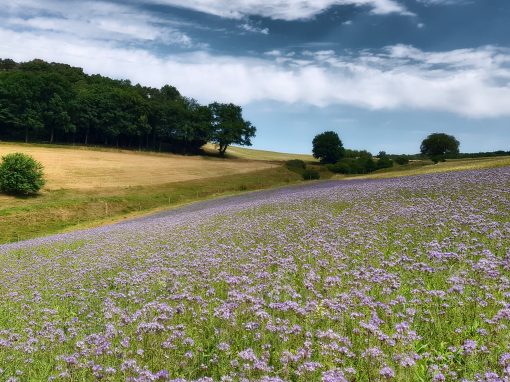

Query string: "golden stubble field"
[[0, 143, 276, 191]]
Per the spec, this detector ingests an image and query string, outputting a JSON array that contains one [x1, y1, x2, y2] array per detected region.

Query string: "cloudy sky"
[[1, 0, 509, 154]]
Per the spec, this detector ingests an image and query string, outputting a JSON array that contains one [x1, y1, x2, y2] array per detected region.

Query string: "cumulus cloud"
[[1, 25, 509, 118], [146, 0, 414, 19]]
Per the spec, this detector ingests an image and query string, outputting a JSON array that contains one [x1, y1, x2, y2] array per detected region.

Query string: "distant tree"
[[209, 103, 256, 156], [420, 133, 460, 163], [395, 155, 409, 165], [0, 59, 17, 70], [44, 94, 74, 143], [376, 151, 394, 170], [0, 153, 45, 195], [312, 131, 344, 164]]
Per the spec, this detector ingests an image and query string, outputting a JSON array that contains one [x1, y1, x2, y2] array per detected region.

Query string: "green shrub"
[[328, 156, 377, 175], [376, 157, 394, 170], [302, 168, 320, 180], [376, 151, 394, 170], [0, 153, 45, 195], [395, 156, 409, 165], [285, 159, 306, 172]]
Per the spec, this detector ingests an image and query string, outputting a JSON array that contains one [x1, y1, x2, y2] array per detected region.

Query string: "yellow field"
[[204, 144, 315, 162], [0, 143, 275, 190]]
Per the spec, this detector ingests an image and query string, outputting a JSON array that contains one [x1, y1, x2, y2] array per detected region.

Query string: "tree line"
[[311, 131, 509, 175], [0, 58, 255, 155]]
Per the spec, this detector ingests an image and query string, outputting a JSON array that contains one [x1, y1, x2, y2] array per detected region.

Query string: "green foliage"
[[344, 149, 372, 159], [328, 150, 377, 174], [285, 159, 306, 171], [395, 155, 410, 165], [376, 151, 394, 170], [302, 168, 320, 180], [209, 103, 256, 156], [421, 133, 460, 163], [0, 58, 255, 154], [312, 131, 345, 164], [0, 153, 45, 195]]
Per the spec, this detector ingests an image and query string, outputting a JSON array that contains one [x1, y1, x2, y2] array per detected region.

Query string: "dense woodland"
[[0, 58, 255, 155]]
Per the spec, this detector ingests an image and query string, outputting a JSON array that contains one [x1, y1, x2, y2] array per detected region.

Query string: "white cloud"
[[2, 0, 199, 48], [145, 0, 414, 19], [239, 22, 269, 35], [416, 0, 466, 4], [1, 28, 509, 118]]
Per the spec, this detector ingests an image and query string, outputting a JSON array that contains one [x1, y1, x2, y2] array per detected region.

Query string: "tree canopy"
[[312, 131, 345, 164], [420, 133, 460, 162], [209, 103, 256, 156], [0, 58, 255, 155]]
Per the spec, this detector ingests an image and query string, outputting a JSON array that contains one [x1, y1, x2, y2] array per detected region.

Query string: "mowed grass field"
[[0, 143, 276, 190], [204, 143, 315, 162], [0, 143, 304, 243]]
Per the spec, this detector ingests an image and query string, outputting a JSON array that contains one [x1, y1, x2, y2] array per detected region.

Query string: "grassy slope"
[[204, 143, 315, 162], [336, 156, 510, 180], [0, 142, 305, 244], [1, 142, 509, 244], [0, 143, 275, 189]]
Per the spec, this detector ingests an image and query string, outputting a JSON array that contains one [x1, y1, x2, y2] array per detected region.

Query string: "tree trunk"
[[50, 127, 54, 144], [219, 145, 227, 156], [25, 126, 28, 143], [84, 126, 89, 145]]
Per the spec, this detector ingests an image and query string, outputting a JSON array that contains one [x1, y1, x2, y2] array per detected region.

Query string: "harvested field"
[[0, 143, 275, 190]]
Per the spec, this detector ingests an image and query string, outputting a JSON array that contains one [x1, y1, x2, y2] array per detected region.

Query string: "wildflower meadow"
[[1, 167, 509, 381]]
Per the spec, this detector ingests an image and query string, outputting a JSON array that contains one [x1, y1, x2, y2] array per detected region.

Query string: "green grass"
[[2, 142, 508, 246], [0, 165, 508, 380], [0, 166, 302, 244], [204, 143, 316, 162], [336, 156, 510, 180]]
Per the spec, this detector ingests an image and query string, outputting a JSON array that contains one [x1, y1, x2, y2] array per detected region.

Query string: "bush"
[[328, 156, 377, 175], [285, 159, 306, 171], [376, 157, 393, 170], [302, 168, 320, 180], [375, 151, 393, 170], [0, 153, 45, 195], [395, 156, 409, 165]]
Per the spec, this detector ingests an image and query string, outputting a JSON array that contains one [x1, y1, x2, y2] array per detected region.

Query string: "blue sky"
[[1, 0, 509, 154]]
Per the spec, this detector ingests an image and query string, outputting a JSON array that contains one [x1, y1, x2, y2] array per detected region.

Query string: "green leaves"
[[209, 102, 256, 156], [312, 131, 344, 164], [0, 152, 45, 196]]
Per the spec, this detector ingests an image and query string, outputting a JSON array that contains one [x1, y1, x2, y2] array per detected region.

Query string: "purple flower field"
[[1, 167, 510, 381]]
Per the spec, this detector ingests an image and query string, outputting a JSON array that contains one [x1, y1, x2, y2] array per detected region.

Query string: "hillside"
[[0, 143, 275, 190], [0, 142, 305, 243], [204, 143, 315, 162], [1, 142, 509, 244], [1, 166, 509, 381]]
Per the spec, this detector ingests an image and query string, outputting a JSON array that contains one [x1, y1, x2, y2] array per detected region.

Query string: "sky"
[[1, 0, 509, 154]]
